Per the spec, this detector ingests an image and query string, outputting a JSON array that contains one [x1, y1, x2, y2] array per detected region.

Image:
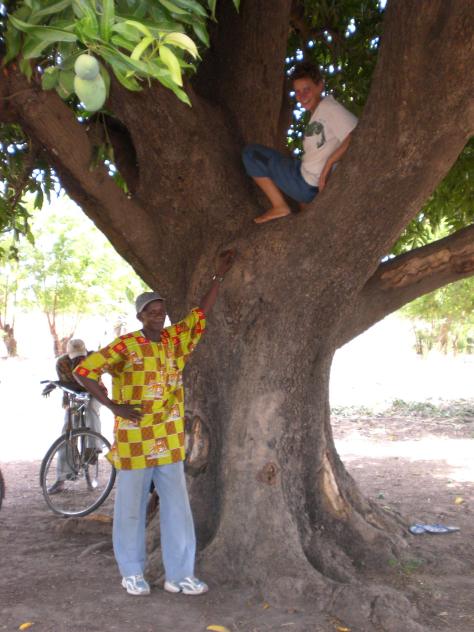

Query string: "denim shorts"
[[242, 143, 318, 203]]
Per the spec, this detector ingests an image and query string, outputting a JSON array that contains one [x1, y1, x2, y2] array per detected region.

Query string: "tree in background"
[[402, 277, 474, 355], [0, 1, 473, 629], [21, 210, 92, 354], [13, 197, 149, 355], [0, 245, 20, 356]]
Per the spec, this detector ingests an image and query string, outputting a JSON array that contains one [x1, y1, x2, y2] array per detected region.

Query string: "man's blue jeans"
[[113, 461, 196, 582]]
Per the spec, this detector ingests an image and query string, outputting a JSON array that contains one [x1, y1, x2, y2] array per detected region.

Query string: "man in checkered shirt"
[[74, 251, 234, 597]]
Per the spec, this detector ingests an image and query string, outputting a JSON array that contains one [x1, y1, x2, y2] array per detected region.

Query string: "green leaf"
[[75, 15, 101, 42], [3, 25, 23, 65], [41, 66, 60, 90], [110, 34, 136, 53], [159, 45, 182, 86], [96, 46, 143, 89], [207, 0, 217, 20], [34, 189, 44, 210], [111, 22, 142, 43], [131, 36, 155, 61], [99, 0, 115, 42], [147, 5, 186, 31], [58, 69, 75, 96], [158, 76, 191, 105], [31, 0, 73, 21], [192, 20, 209, 46], [172, 0, 208, 17], [72, 0, 98, 24], [23, 34, 57, 59], [163, 32, 199, 59], [124, 20, 153, 38], [158, 0, 188, 15], [112, 68, 142, 91], [19, 58, 33, 81], [99, 64, 111, 97], [8, 15, 77, 41]]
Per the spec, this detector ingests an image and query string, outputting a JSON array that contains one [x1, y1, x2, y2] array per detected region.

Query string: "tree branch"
[[3, 67, 163, 288], [194, 0, 292, 145], [336, 224, 474, 348]]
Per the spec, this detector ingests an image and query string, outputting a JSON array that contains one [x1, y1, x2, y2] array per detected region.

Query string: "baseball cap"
[[66, 338, 87, 360], [135, 291, 165, 315]]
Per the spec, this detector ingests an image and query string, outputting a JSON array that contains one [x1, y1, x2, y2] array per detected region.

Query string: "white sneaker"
[[121, 574, 150, 595], [164, 576, 208, 595]]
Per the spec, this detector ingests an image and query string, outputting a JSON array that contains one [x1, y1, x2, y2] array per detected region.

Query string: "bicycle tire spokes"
[[41, 429, 115, 517]]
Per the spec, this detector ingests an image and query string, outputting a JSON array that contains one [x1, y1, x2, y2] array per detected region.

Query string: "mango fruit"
[[74, 54, 100, 81], [74, 74, 106, 112]]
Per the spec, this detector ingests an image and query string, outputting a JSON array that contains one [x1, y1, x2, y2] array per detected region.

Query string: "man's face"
[[138, 300, 166, 331], [293, 77, 324, 113]]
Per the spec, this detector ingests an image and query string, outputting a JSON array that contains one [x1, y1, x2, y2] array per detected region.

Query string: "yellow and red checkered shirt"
[[74, 308, 206, 470]]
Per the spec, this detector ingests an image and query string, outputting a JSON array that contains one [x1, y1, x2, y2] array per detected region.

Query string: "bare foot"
[[254, 206, 291, 224]]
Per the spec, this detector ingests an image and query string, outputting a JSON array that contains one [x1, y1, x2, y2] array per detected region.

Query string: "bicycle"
[[39, 380, 116, 518]]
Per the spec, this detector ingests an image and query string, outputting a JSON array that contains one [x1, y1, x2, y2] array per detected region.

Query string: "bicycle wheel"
[[41, 429, 116, 517]]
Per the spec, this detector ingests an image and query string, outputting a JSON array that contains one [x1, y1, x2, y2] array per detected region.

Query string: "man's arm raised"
[[199, 250, 235, 315]]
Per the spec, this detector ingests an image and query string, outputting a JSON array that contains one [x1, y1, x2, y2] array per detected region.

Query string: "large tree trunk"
[[2, 1, 473, 629]]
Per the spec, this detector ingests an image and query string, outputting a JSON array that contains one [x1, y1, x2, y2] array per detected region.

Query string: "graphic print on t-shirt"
[[304, 120, 326, 148]]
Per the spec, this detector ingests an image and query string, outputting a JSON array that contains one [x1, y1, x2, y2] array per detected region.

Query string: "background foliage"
[[0, 196, 148, 355], [401, 275, 474, 355]]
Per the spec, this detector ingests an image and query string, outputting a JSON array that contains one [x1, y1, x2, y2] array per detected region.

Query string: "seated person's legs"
[[242, 144, 318, 223], [242, 144, 290, 222]]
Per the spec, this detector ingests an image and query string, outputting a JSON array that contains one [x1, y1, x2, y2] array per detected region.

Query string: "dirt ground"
[[1, 402, 474, 632]]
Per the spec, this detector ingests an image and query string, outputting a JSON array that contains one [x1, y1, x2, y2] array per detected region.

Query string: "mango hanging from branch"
[[74, 54, 100, 81], [74, 73, 107, 112]]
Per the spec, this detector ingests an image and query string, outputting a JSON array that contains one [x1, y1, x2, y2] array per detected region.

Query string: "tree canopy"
[[0, 0, 472, 260]]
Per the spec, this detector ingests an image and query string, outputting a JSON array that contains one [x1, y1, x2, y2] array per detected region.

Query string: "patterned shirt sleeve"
[[163, 307, 206, 361], [73, 337, 127, 382], [56, 355, 74, 383]]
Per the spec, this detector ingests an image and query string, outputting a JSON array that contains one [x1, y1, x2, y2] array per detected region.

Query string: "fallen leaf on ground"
[[454, 497, 464, 504], [335, 626, 351, 632], [206, 626, 230, 632], [262, 602, 270, 609], [19, 624, 34, 631]]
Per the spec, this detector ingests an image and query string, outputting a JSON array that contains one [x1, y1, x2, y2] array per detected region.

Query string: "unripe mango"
[[74, 74, 106, 112], [74, 54, 100, 81]]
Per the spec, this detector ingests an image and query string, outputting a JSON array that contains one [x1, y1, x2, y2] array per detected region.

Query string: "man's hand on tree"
[[109, 402, 143, 423]]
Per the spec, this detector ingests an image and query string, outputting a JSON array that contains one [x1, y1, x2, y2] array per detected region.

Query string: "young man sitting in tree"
[[242, 61, 358, 224]]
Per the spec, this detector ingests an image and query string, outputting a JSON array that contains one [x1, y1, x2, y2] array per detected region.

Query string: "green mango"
[[74, 54, 100, 80], [74, 74, 107, 112]]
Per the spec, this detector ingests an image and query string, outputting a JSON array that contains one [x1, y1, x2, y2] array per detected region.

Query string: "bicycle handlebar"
[[40, 380, 90, 400]]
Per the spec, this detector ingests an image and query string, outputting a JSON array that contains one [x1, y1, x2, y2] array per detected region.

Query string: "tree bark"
[[337, 224, 474, 347], [2, 1, 474, 628]]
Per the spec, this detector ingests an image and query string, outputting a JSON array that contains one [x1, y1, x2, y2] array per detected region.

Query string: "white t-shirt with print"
[[300, 95, 358, 187]]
